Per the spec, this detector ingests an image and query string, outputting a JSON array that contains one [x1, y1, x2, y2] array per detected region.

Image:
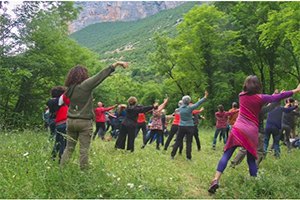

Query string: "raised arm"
[[190, 91, 208, 110], [81, 61, 130, 90], [157, 94, 169, 112]]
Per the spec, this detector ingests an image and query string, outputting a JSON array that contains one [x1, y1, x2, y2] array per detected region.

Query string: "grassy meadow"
[[1, 127, 300, 199]]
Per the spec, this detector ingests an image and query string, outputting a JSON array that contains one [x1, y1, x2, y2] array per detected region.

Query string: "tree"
[[150, 4, 243, 122], [259, 1, 300, 84], [215, 1, 282, 93], [0, 2, 105, 128]]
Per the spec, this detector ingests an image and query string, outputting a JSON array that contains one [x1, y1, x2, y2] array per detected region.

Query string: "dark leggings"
[[217, 146, 257, 177], [93, 122, 106, 140]]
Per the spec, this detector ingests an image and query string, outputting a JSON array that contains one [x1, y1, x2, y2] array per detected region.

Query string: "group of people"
[[44, 62, 300, 194]]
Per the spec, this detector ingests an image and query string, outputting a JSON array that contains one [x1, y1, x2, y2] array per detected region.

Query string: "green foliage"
[[1, 129, 300, 198], [0, 2, 94, 129], [3, 1, 300, 128], [70, 1, 202, 83]]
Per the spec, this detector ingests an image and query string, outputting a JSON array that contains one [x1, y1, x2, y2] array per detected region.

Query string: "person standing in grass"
[[280, 98, 300, 153], [211, 105, 239, 150], [135, 107, 152, 144], [263, 98, 298, 158], [192, 106, 205, 151], [115, 97, 158, 152], [208, 75, 300, 194], [142, 95, 169, 150], [230, 89, 281, 169], [171, 91, 208, 161], [60, 61, 130, 171], [163, 100, 183, 152], [227, 102, 239, 138], [47, 86, 69, 162], [92, 102, 117, 140]]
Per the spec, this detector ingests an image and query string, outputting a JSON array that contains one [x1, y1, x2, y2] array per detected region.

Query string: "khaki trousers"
[[60, 118, 93, 170]]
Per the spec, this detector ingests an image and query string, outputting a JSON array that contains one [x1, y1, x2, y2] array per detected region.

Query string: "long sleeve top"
[[215, 110, 239, 129], [65, 65, 115, 120], [225, 91, 294, 159], [258, 101, 281, 134], [179, 97, 206, 126], [193, 113, 203, 126], [122, 105, 154, 128], [228, 108, 239, 125], [94, 106, 115, 122], [282, 108, 300, 129], [266, 105, 298, 129]]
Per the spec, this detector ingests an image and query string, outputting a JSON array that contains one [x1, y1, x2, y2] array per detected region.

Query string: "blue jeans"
[[48, 119, 56, 141], [52, 123, 67, 163], [213, 128, 227, 146], [264, 125, 280, 156]]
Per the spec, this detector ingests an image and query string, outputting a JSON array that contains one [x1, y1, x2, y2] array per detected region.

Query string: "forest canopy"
[[1, 1, 300, 129]]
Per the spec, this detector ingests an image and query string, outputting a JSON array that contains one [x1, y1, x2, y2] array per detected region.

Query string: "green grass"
[[1, 127, 299, 198]]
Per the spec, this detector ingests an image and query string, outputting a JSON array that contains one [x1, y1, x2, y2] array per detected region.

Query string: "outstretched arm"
[[190, 91, 208, 110], [157, 94, 169, 112], [82, 61, 131, 90]]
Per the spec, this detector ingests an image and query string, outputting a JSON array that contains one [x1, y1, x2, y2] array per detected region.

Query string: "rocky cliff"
[[69, 1, 185, 33]]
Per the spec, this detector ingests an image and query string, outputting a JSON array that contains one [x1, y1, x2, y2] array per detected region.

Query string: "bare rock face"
[[69, 1, 185, 33]]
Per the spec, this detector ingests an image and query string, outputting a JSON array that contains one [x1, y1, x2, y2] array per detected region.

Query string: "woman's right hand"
[[204, 91, 209, 98]]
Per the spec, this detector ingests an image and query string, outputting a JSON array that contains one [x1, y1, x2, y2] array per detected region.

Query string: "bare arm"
[[157, 94, 168, 112]]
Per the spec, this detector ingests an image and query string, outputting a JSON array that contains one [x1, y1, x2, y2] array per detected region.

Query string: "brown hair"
[[51, 86, 65, 98], [243, 75, 262, 95], [128, 97, 137, 106], [218, 105, 224, 112], [117, 105, 126, 116], [65, 65, 89, 87]]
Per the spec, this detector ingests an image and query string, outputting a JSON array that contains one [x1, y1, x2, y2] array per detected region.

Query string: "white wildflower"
[[23, 152, 29, 157], [138, 185, 144, 189], [117, 178, 121, 181], [127, 183, 134, 188]]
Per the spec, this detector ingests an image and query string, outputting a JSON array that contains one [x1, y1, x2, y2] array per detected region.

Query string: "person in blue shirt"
[[171, 91, 208, 161]]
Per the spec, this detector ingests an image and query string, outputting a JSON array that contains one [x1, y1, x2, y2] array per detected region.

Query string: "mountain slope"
[[69, 1, 206, 82]]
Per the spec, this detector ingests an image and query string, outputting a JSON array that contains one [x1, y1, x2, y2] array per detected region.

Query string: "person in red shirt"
[[135, 111, 147, 144], [211, 105, 239, 150], [93, 102, 117, 140], [50, 88, 70, 163], [163, 100, 183, 152]]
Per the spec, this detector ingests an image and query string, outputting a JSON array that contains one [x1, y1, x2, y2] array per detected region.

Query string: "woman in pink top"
[[211, 105, 239, 150], [208, 75, 300, 194]]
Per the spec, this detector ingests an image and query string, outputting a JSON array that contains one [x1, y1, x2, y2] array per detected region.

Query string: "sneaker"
[[208, 179, 219, 194], [141, 145, 145, 149], [268, 149, 273, 153], [211, 146, 216, 150], [198, 149, 201, 152], [187, 158, 193, 162], [156, 147, 160, 150], [171, 156, 174, 160]]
